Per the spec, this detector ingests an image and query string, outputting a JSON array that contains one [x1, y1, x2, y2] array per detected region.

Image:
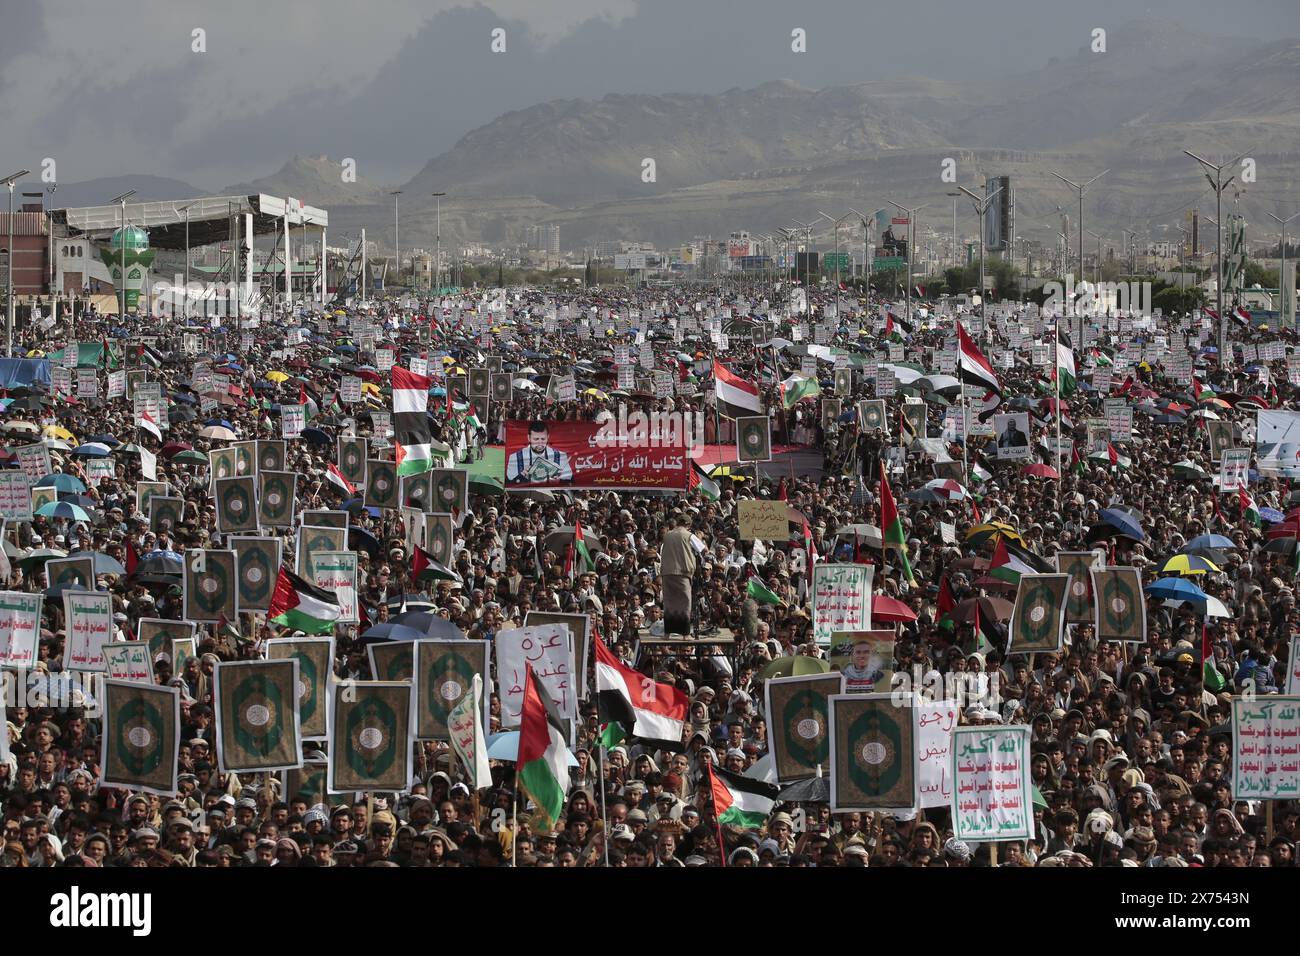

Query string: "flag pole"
[[510, 781, 518, 867], [598, 743, 611, 868], [1054, 313, 1062, 496]]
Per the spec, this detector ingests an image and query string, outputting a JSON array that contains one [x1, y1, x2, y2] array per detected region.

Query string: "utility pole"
[[431, 192, 446, 292], [3, 169, 31, 357], [1185, 151, 1245, 358], [956, 187, 1001, 337], [391, 190, 402, 288], [1268, 210, 1300, 330], [1051, 169, 1108, 350], [817, 210, 853, 321]]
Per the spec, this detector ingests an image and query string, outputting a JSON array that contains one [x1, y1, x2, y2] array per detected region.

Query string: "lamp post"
[[887, 200, 927, 333], [956, 186, 1001, 342], [817, 210, 853, 320], [1051, 169, 1108, 349], [1185, 151, 1246, 357], [1085, 230, 1103, 286], [431, 192, 446, 292], [3, 169, 31, 357], [791, 219, 815, 290], [109, 189, 137, 327], [1268, 211, 1300, 330], [390, 190, 402, 288], [946, 191, 961, 268]]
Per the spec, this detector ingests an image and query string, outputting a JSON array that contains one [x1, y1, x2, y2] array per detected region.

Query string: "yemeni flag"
[[957, 321, 1001, 397], [989, 537, 1037, 587], [780, 373, 820, 409], [713, 359, 763, 419], [267, 566, 342, 635], [517, 664, 572, 833], [689, 462, 720, 501], [325, 463, 357, 497], [1056, 330, 1077, 395], [706, 761, 778, 829], [1240, 490, 1260, 527], [746, 575, 785, 606], [138, 408, 162, 441], [392, 366, 433, 477], [879, 467, 916, 585], [1233, 306, 1252, 326], [593, 639, 689, 747]]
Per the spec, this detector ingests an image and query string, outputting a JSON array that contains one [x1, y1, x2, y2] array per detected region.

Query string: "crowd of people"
[[0, 280, 1295, 869]]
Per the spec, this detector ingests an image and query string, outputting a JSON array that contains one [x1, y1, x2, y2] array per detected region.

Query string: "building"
[[0, 196, 51, 296]]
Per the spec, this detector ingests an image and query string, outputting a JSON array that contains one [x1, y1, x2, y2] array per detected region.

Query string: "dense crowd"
[[0, 283, 1295, 868]]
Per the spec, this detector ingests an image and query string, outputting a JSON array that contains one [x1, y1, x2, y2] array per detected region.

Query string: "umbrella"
[[423, 616, 466, 641], [348, 526, 381, 558], [543, 527, 606, 555], [197, 425, 237, 441], [777, 774, 831, 803], [390, 610, 436, 631], [951, 596, 1014, 623], [485, 731, 579, 765], [160, 441, 193, 457], [1098, 508, 1145, 541], [1160, 554, 1220, 576], [1172, 460, 1208, 480], [71, 443, 112, 458], [35, 474, 85, 493], [35, 501, 91, 522], [1164, 595, 1233, 619], [756, 655, 831, 680], [965, 522, 1023, 548], [360, 623, 424, 643], [469, 474, 504, 496], [85, 434, 119, 447], [1183, 534, 1236, 551], [18, 548, 68, 571], [44, 581, 91, 599], [1022, 463, 1060, 479], [84, 552, 127, 577], [1260, 507, 1286, 524], [135, 553, 183, 576], [24, 673, 97, 709], [1144, 577, 1208, 602], [174, 450, 209, 465], [300, 427, 333, 445], [872, 594, 918, 622], [2, 420, 39, 435]]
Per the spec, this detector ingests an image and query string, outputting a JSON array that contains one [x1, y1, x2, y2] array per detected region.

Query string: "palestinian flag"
[[989, 537, 1045, 587], [957, 322, 1001, 397], [801, 517, 817, 584], [885, 311, 913, 338], [593, 639, 689, 747], [517, 664, 572, 833], [411, 545, 461, 582], [937, 574, 956, 630], [1240, 490, 1260, 527], [713, 360, 763, 419], [973, 603, 995, 655], [597, 721, 626, 750], [746, 575, 785, 606], [706, 761, 778, 829], [325, 463, 357, 497], [268, 566, 341, 635], [392, 366, 433, 477], [780, 374, 820, 409], [879, 467, 916, 585], [573, 521, 595, 573], [1056, 330, 1077, 395], [1203, 622, 1227, 694], [689, 462, 720, 501], [969, 458, 992, 485]]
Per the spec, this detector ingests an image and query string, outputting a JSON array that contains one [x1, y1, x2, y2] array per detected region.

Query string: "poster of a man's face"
[[506, 421, 574, 484], [994, 412, 1031, 460]]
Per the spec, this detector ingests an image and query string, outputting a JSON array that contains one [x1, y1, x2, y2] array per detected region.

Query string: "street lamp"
[[791, 219, 815, 289], [955, 186, 1001, 333], [887, 200, 927, 331], [109, 190, 136, 327], [431, 192, 446, 292], [1185, 151, 1246, 357], [390, 190, 402, 287], [1051, 169, 1107, 348], [175, 202, 194, 319], [1085, 230, 1103, 286], [2, 169, 30, 358], [817, 210, 854, 318], [946, 192, 961, 268], [1268, 210, 1300, 329]]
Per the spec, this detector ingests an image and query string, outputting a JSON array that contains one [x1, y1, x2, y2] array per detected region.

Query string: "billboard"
[[503, 419, 692, 491]]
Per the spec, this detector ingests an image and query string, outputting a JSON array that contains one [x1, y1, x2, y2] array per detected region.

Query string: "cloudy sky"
[[2, 0, 1297, 191]]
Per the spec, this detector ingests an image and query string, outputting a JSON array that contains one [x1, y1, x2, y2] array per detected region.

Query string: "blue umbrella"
[[1183, 534, 1236, 551], [1260, 507, 1286, 524], [340, 498, 381, 518], [71, 443, 112, 458], [485, 731, 579, 765], [85, 434, 119, 447], [35, 501, 91, 521], [172, 392, 197, 404], [204, 418, 234, 429], [1144, 577, 1208, 602], [1099, 508, 1145, 541], [36, 474, 86, 493]]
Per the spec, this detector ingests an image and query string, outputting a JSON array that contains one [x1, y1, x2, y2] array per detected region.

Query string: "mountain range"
[[37, 19, 1300, 256]]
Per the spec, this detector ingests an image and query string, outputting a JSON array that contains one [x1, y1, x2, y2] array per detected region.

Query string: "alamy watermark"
[[1044, 274, 1152, 317]]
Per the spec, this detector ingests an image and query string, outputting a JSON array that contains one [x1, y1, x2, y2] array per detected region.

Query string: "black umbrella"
[[424, 616, 466, 640], [135, 553, 183, 576], [390, 610, 436, 631], [348, 526, 381, 558], [777, 775, 830, 802]]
